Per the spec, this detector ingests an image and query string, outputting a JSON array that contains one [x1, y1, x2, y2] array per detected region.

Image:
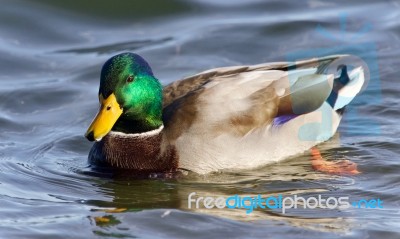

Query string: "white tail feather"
[[334, 66, 365, 110]]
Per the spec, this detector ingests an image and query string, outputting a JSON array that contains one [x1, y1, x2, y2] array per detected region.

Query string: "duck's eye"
[[126, 75, 134, 83], [106, 106, 111, 111]]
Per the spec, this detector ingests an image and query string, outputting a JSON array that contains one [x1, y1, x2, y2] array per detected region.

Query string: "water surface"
[[0, 0, 399, 238]]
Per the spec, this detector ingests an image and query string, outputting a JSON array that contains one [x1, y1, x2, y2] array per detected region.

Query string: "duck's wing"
[[162, 55, 348, 139], [163, 65, 283, 108], [162, 55, 345, 107]]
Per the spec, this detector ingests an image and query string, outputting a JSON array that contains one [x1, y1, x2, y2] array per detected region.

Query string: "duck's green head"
[[85, 52, 162, 142]]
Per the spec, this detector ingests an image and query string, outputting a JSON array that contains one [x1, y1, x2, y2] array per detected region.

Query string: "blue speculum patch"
[[273, 114, 298, 126]]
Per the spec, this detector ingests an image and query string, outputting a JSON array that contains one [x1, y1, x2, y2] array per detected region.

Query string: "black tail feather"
[[326, 65, 350, 109]]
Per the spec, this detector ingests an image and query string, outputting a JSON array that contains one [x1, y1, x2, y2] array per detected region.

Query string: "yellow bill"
[[85, 93, 123, 141]]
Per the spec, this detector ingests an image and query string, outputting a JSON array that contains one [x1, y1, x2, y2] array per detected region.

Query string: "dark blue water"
[[0, 0, 399, 238]]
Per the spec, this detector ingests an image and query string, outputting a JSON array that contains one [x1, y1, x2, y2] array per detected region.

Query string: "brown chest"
[[89, 131, 178, 172]]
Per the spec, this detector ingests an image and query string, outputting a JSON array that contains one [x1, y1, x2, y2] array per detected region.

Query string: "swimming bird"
[[84, 53, 365, 174]]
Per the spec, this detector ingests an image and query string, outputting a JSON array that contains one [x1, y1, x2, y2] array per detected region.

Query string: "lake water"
[[0, 0, 399, 238]]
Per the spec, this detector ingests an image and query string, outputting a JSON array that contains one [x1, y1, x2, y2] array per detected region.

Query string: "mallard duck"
[[85, 53, 364, 174]]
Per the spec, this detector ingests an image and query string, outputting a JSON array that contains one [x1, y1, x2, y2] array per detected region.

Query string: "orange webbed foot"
[[310, 147, 360, 175]]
